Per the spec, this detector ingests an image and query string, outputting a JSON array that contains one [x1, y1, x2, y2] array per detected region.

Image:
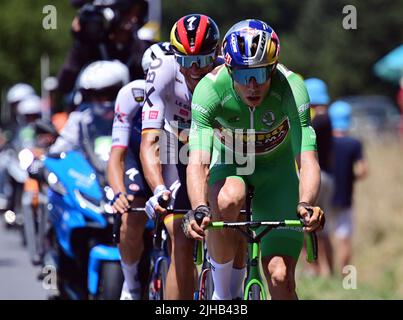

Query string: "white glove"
[[145, 185, 170, 219]]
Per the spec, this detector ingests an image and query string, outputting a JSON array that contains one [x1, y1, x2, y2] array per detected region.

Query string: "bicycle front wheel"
[[149, 258, 168, 300], [247, 284, 263, 300], [198, 267, 214, 300]]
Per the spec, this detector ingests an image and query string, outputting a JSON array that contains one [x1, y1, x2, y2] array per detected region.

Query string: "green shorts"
[[208, 150, 304, 260]]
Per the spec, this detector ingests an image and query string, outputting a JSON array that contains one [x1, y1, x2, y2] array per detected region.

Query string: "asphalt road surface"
[[0, 221, 48, 300]]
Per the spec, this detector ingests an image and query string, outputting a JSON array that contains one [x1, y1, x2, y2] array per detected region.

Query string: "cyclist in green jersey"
[[183, 20, 325, 300]]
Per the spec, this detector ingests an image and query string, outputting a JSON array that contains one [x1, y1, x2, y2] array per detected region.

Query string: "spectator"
[[396, 77, 403, 139], [57, 0, 150, 111], [329, 100, 368, 273], [305, 78, 334, 277]]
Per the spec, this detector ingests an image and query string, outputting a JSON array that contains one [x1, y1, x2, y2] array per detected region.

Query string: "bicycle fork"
[[244, 240, 267, 300]]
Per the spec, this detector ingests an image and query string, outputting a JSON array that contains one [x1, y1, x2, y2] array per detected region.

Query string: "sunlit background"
[[0, 0, 402, 299]]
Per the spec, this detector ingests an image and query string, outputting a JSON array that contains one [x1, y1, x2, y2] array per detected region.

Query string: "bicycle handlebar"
[[207, 219, 318, 263], [117, 209, 318, 263], [128, 207, 188, 216], [208, 219, 304, 229], [129, 208, 248, 214]]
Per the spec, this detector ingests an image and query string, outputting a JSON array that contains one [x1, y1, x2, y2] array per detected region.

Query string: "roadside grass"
[[297, 138, 403, 300]]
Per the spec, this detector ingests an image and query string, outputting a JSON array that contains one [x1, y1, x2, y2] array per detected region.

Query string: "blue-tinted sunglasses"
[[230, 65, 275, 85], [175, 51, 215, 69]]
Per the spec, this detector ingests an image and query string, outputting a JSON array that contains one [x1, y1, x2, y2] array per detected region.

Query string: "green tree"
[[0, 0, 402, 103], [161, 0, 403, 99], [0, 0, 76, 94]]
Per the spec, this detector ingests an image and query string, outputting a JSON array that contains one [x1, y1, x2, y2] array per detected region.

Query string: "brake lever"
[[158, 194, 170, 210], [193, 211, 205, 264], [301, 207, 318, 262]]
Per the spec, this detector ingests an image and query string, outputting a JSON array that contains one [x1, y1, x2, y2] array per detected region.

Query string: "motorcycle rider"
[[4, 83, 36, 126], [57, 0, 150, 111], [0, 90, 41, 214], [49, 60, 129, 158]]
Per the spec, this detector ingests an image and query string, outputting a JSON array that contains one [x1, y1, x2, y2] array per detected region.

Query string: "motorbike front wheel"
[[96, 261, 124, 300]]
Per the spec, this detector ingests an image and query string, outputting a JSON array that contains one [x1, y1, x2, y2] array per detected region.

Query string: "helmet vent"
[[237, 35, 245, 55], [250, 35, 260, 57]]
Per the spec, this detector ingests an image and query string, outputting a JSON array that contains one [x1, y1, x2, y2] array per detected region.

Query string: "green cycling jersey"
[[189, 63, 317, 160]]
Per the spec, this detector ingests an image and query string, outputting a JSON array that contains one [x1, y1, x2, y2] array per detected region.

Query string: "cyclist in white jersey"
[[140, 14, 221, 299], [107, 42, 172, 300]]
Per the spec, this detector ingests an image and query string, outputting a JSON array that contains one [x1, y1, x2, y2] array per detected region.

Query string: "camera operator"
[[57, 0, 150, 109]]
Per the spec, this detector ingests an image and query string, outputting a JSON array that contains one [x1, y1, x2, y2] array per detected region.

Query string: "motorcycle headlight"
[[47, 172, 67, 195]]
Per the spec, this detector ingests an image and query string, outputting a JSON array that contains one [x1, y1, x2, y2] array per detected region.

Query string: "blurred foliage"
[[0, 0, 402, 101], [162, 0, 403, 100], [0, 0, 76, 94]]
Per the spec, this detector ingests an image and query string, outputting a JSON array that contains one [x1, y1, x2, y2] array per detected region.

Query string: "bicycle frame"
[[208, 219, 313, 300], [124, 207, 189, 300]]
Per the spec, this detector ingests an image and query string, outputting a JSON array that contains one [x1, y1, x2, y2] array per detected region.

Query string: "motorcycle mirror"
[[104, 186, 115, 201], [18, 148, 35, 171]]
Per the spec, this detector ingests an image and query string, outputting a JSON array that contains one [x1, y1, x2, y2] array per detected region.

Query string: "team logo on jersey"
[[145, 86, 155, 107], [262, 111, 276, 127], [125, 168, 139, 181], [216, 117, 290, 155], [131, 88, 144, 103], [179, 109, 189, 117], [149, 111, 159, 120], [114, 104, 127, 123]]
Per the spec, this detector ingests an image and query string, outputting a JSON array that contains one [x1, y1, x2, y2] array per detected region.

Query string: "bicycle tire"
[[97, 261, 124, 300], [247, 284, 262, 300], [150, 258, 168, 300], [198, 267, 214, 300]]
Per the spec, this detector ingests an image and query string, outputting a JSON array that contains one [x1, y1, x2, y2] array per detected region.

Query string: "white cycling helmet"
[[7, 83, 35, 104], [43, 76, 59, 92], [78, 60, 129, 91], [17, 95, 42, 115], [141, 42, 172, 74]]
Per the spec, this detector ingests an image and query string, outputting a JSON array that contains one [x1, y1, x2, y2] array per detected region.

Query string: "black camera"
[[77, 3, 119, 43], [76, 0, 148, 43]]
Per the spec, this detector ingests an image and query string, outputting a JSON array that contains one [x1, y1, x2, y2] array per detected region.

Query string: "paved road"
[[0, 221, 48, 300]]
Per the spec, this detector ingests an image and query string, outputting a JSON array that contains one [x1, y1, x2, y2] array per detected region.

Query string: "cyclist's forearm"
[[140, 135, 164, 192], [297, 150, 320, 205], [107, 148, 127, 194], [187, 150, 210, 209]]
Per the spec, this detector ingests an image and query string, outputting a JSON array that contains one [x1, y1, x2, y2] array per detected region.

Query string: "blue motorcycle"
[[42, 137, 123, 300]]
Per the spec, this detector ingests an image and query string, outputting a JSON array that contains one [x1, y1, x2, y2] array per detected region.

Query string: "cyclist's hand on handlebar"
[[145, 185, 171, 219], [182, 205, 211, 241], [112, 192, 134, 214], [297, 202, 325, 232]]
